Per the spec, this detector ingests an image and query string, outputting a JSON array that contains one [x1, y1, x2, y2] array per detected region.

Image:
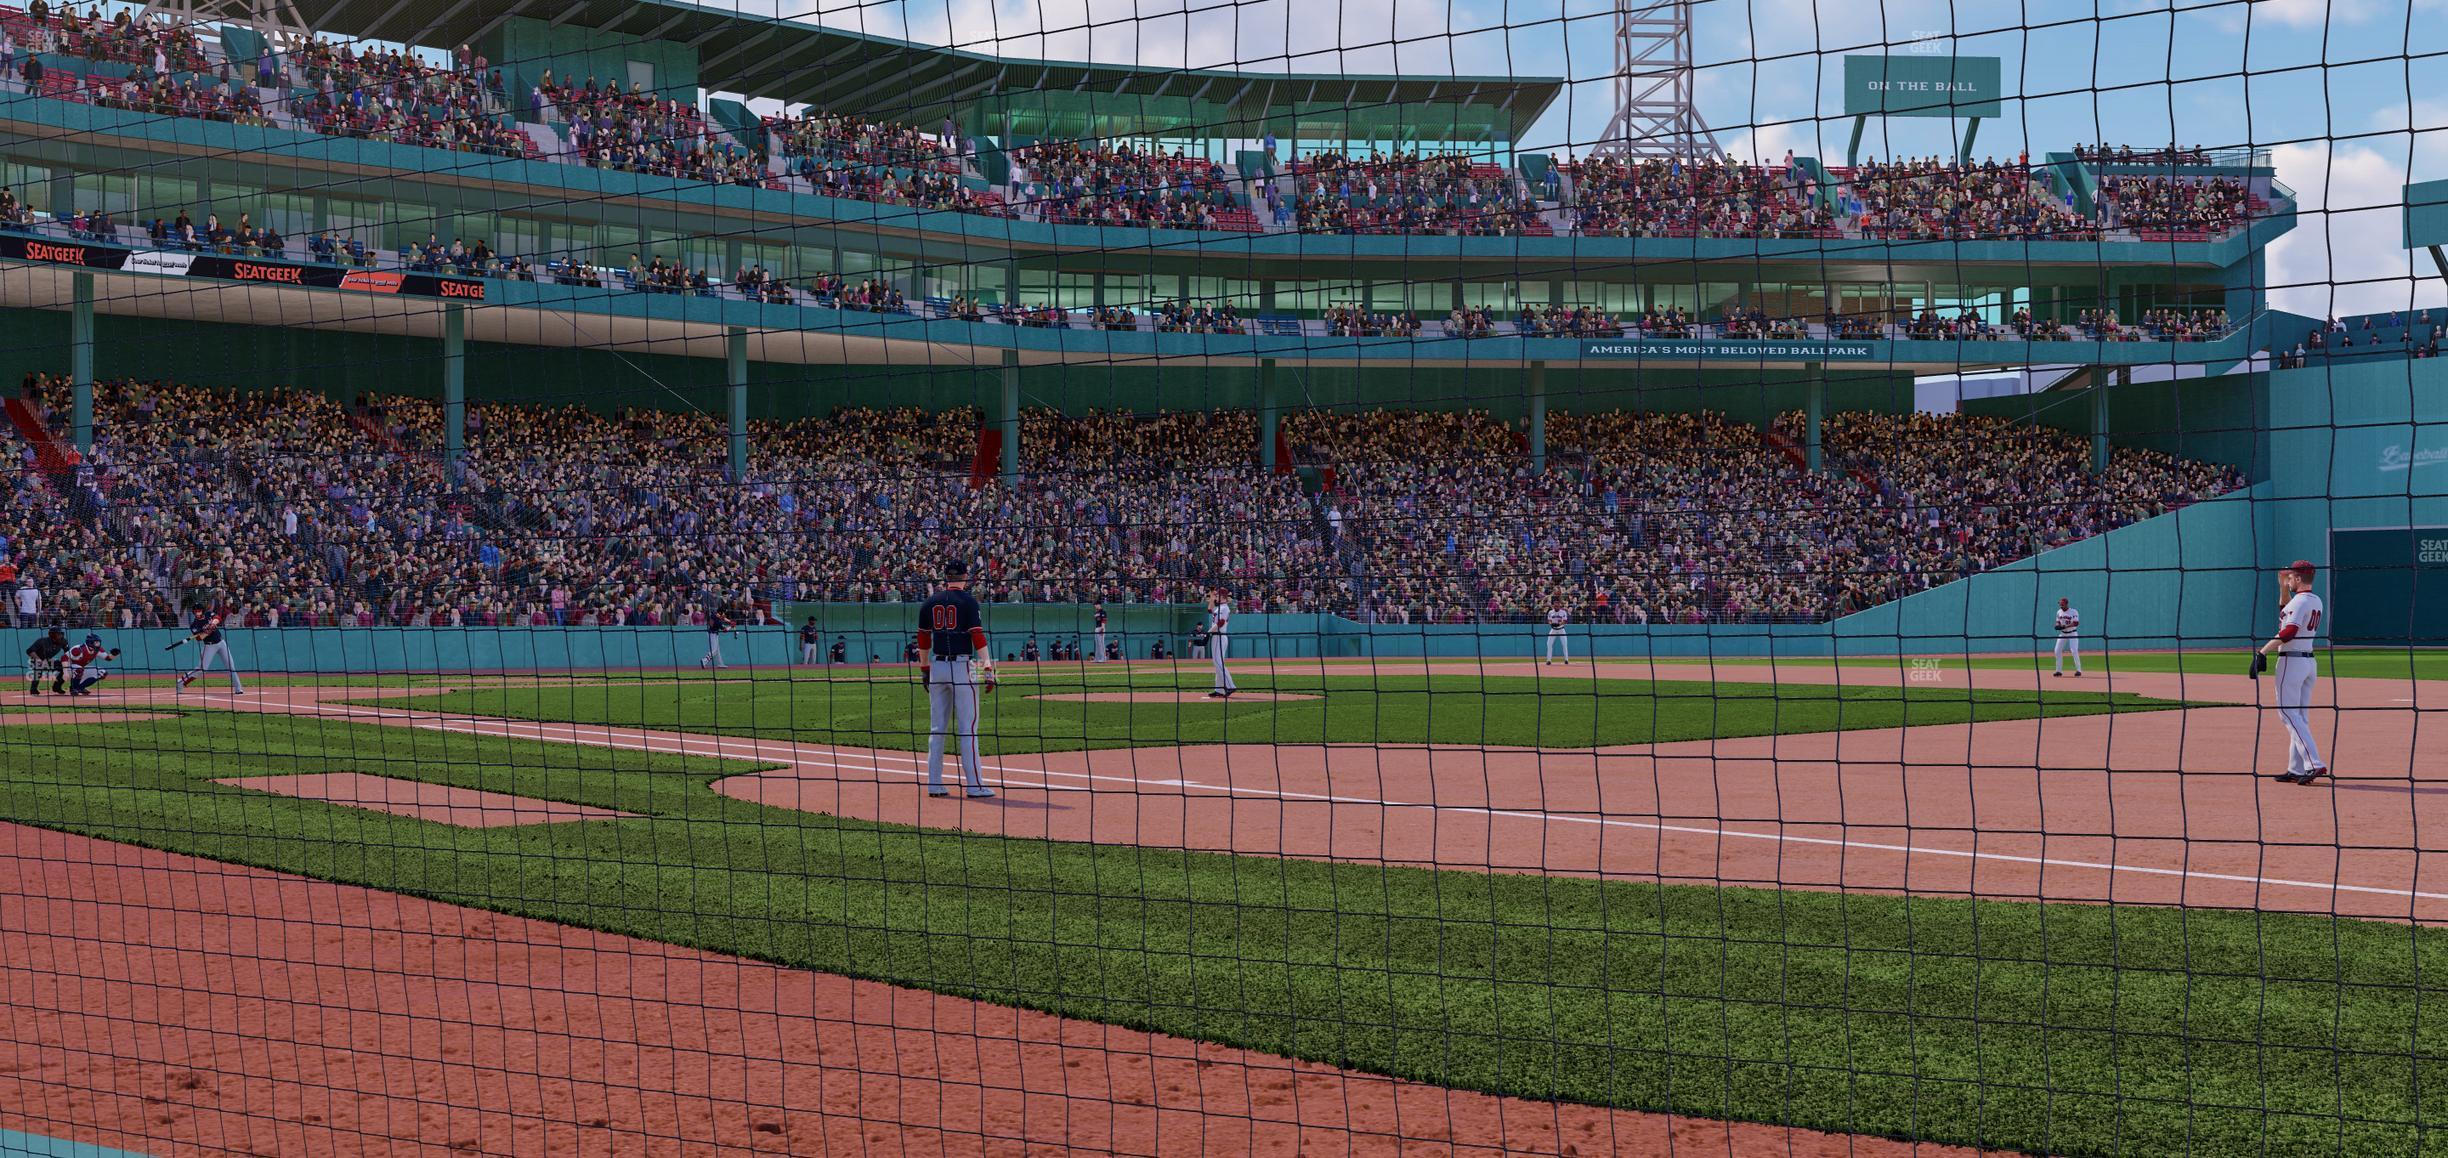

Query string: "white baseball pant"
[[1210, 633, 1236, 692], [1547, 629, 1569, 663], [2276, 654, 2324, 775], [926, 658, 988, 793], [2053, 633, 2082, 673], [188, 641, 241, 692]]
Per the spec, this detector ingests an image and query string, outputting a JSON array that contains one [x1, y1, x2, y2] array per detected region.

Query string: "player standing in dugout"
[[915, 560, 997, 799]]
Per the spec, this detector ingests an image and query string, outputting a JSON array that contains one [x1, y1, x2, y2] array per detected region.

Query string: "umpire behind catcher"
[[914, 560, 997, 798]]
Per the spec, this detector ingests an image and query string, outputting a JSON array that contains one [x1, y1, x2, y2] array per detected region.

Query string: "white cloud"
[[2246, 0, 2371, 27], [2370, 99, 2448, 183], [2265, 140, 2444, 318]]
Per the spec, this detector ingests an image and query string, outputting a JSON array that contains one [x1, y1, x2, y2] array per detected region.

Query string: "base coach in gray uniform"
[[915, 560, 998, 798]]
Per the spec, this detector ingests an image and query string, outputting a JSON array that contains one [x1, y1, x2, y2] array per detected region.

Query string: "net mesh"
[[0, 0, 2443, 1154]]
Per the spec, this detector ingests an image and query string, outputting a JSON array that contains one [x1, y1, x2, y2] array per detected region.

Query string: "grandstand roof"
[[287, 0, 1563, 142]]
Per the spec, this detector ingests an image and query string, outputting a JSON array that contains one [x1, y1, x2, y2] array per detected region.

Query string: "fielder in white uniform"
[[2051, 598, 2084, 676], [1544, 606, 1571, 664], [2263, 560, 2329, 785], [1202, 589, 1237, 698]]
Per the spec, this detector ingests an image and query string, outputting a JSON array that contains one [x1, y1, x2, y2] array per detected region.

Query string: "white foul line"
[[190, 692, 2448, 905]]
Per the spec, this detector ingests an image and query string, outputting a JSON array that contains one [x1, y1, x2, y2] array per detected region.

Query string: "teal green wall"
[[2406, 179, 2448, 249], [1962, 369, 2270, 474], [2266, 359, 2448, 618], [478, 16, 702, 113], [1822, 485, 2271, 653]]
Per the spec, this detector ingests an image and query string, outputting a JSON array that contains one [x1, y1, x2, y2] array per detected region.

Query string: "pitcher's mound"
[[1028, 691, 1321, 704]]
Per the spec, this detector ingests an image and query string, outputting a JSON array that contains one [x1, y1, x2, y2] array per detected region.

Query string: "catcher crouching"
[[64, 633, 120, 695]]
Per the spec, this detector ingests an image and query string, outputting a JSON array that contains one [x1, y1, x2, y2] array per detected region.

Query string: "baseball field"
[[2, 653, 2441, 1156]]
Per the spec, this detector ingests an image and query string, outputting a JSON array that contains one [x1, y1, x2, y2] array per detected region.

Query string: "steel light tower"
[[1592, 0, 1721, 159]]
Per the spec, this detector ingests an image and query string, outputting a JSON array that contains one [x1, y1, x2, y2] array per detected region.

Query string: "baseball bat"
[[162, 638, 187, 652]]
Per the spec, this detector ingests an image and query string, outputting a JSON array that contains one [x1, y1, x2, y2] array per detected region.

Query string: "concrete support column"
[[1804, 365, 1824, 475], [442, 302, 465, 485], [999, 350, 1020, 485], [1259, 358, 1280, 473], [727, 327, 749, 480], [70, 271, 93, 455], [2093, 368, 2123, 474], [1528, 360, 1547, 473]]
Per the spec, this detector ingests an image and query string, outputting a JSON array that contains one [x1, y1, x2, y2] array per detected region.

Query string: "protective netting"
[[0, 0, 2443, 1154]]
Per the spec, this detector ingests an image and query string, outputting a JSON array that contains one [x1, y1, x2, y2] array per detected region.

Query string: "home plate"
[[215, 772, 640, 828]]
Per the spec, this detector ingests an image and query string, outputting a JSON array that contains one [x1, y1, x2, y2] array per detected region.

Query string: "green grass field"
[[0, 706, 2438, 1157], [1639, 648, 2448, 681], [364, 667, 2186, 753]]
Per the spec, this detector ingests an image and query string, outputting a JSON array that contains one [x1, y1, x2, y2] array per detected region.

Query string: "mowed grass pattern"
[[2, 703, 2443, 1155], [371, 668, 2184, 752]]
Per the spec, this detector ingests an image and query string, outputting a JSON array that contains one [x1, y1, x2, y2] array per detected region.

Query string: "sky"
[[693, 0, 2448, 315]]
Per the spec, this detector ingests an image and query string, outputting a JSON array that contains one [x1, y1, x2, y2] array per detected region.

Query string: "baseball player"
[[175, 606, 241, 694], [1202, 588, 1237, 699], [62, 633, 119, 695], [1092, 603, 1109, 663], [698, 608, 733, 670], [798, 616, 821, 665], [1544, 603, 1572, 665], [914, 560, 996, 798], [2261, 560, 2329, 785], [23, 626, 66, 695], [2051, 598, 2084, 676]]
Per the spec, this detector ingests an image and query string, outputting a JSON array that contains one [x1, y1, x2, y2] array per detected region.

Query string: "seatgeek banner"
[[0, 233, 484, 300]]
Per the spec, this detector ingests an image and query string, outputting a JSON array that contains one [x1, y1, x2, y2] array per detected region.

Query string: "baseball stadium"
[[0, 0, 2442, 1153]]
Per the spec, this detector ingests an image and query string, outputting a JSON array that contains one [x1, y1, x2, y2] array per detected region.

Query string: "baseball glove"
[[970, 656, 998, 694], [2249, 651, 2268, 679]]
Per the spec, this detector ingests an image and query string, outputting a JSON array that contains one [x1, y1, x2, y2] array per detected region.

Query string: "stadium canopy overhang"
[[277, 0, 1562, 147]]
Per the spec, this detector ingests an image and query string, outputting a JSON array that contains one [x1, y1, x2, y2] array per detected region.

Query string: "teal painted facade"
[[477, 17, 701, 112], [2405, 179, 2448, 249], [0, 94, 2293, 275], [1, 256, 2272, 373]]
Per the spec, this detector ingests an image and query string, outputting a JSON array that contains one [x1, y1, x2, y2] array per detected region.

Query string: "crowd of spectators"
[[1324, 308, 1423, 337], [1810, 411, 2247, 597], [2075, 144, 2218, 166], [2097, 175, 2253, 237], [1152, 302, 1243, 334], [2278, 312, 2447, 367], [8, 3, 206, 70], [1292, 404, 2243, 624], [1569, 155, 1832, 239], [287, 35, 524, 158], [1292, 151, 1547, 236], [1516, 305, 1628, 338], [1445, 307, 1499, 338], [0, 373, 2252, 626], [1011, 141, 1240, 230], [0, 6, 2291, 246], [1841, 156, 2099, 241]]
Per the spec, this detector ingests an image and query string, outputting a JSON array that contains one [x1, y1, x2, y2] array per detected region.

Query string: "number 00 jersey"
[[916, 588, 986, 658]]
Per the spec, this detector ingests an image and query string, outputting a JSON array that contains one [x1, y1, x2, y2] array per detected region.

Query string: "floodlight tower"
[[1592, 0, 1722, 159]]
